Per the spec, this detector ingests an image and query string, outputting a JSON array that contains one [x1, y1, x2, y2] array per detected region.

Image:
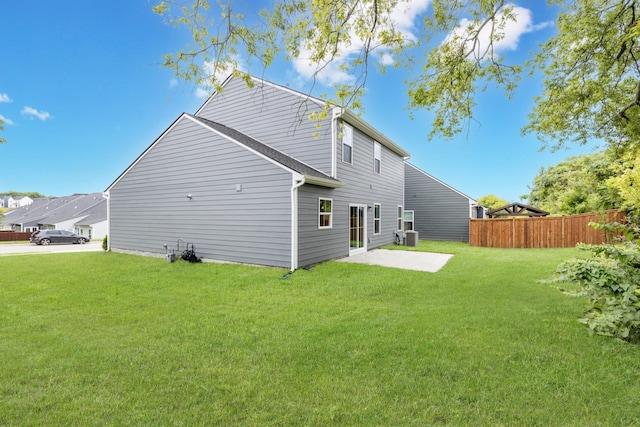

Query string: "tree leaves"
[[154, 0, 640, 152]]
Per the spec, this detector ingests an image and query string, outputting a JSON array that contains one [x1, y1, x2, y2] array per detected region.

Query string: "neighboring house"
[[404, 162, 483, 242], [1, 193, 107, 239], [74, 199, 108, 240], [1, 196, 34, 208], [106, 74, 410, 270]]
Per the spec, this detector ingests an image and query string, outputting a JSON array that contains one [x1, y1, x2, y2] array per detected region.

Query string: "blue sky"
[[0, 1, 597, 201]]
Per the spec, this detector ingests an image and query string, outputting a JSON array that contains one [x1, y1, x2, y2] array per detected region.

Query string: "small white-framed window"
[[373, 141, 381, 174], [374, 203, 381, 235], [397, 206, 403, 230], [404, 210, 415, 231], [319, 198, 333, 229], [342, 123, 353, 164]]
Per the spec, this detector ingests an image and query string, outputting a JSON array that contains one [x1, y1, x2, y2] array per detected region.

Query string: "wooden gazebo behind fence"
[[486, 202, 549, 218]]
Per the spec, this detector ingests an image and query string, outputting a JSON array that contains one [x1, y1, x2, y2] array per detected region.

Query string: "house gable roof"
[[106, 113, 343, 192], [405, 162, 478, 203], [195, 74, 410, 159], [188, 115, 343, 188], [3, 193, 106, 227], [73, 199, 107, 226], [38, 193, 105, 226], [194, 74, 326, 117]]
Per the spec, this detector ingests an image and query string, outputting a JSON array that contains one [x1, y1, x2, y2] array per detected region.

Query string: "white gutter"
[[336, 108, 411, 159], [290, 175, 306, 272]]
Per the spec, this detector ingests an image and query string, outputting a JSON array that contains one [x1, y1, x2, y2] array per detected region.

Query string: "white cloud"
[[169, 78, 178, 88], [21, 106, 51, 121], [292, 0, 430, 86], [389, 0, 432, 42], [195, 87, 210, 99], [445, 4, 553, 60], [0, 114, 14, 125], [0, 93, 11, 103], [380, 52, 395, 66]]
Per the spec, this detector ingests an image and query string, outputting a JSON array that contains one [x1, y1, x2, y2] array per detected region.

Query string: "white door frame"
[[349, 204, 367, 255]]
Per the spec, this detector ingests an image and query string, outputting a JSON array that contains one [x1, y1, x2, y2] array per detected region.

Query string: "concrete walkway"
[[0, 242, 103, 256], [336, 249, 453, 273]]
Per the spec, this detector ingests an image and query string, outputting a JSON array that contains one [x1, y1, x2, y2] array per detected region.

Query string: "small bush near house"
[[554, 222, 640, 343], [102, 235, 108, 251]]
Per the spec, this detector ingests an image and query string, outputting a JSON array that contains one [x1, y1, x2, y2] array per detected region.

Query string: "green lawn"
[[1, 242, 639, 426]]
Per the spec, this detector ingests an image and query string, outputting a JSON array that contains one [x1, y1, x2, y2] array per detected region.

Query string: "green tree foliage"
[[524, 1, 640, 150], [0, 118, 5, 144], [0, 191, 46, 199], [154, 0, 640, 151], [525, 152, 622, 215], [477, 194, 509, 210], [607, 146, 640, 211]]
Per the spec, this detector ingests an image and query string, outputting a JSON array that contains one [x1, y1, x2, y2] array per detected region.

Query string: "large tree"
[[477, 194, 509, 210], [154, 0, 640, 150], [525, 151, 623, 215]]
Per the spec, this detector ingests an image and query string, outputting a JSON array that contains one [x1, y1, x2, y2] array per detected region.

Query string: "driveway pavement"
[[336, 249, 453, 273], [0, 242, 103, 256]]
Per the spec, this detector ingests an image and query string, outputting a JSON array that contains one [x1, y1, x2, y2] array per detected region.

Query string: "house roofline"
[[335, 107, 410, 159], [188, 115, 343, 188], [105, 114, 184, 192], [406, 161, 478, 204], [193, 74, 411, 160], [304, 175, 343, 188], [194, 73, 326, 117]]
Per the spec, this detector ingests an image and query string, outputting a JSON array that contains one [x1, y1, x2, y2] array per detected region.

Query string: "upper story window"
[[342, 123, 353, 164], [319, 198, 333, 229], [373, 141, 381, 174]]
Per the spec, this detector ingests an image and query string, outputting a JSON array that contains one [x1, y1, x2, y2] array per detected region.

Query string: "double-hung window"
[[374, 203, 381, 235], [319, 198, 333, 228], [404, 210, 415, 231], [342, 123, 353, 164], [397, 206, 403, 230], [373, 142, 381, 174]]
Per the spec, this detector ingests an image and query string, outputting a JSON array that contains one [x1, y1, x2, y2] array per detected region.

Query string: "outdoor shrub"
[[102, 235, 108, 251], [556, 240, 640, 343]]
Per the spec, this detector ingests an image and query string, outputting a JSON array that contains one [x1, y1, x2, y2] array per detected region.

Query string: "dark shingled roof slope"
[[189, 114, 342, 187]]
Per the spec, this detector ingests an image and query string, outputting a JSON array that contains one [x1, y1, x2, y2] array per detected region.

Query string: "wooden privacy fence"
[[469, 210, 626, 248], [0, 231, 32, 242]]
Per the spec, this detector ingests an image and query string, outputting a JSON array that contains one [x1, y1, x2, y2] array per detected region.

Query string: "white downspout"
[[331, 106, 342, 178], [291, 176, 306, 272], [102, 191, 110, 251]]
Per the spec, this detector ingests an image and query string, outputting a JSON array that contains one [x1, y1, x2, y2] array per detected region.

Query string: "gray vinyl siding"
[[297, 185, 346, 266], [197, 77, 333, 174], [404, 163, 471, 242], [109, 116, 293, 268], [297, 120, 404, 266]]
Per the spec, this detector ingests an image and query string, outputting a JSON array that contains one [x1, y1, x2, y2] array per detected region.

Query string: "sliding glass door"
[[349, 204, 367, 255]]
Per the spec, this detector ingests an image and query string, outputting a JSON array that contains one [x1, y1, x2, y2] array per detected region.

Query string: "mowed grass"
[[1, 242, 639, 426]]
